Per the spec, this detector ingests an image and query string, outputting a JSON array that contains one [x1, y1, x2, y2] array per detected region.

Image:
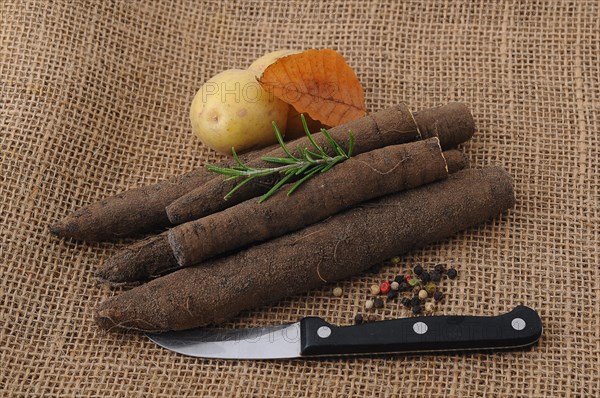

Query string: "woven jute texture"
[[2, 1, 599, 396]]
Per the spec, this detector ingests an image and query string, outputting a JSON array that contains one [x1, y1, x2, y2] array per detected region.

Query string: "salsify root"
[[95, 166, 513, 332], [96, 140, 468, 284], [165, 102, 475, 225], [51, 103, 474, 242]]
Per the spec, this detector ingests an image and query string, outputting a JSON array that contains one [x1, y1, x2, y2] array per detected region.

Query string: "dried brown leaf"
[[259, 49, 366, 127]]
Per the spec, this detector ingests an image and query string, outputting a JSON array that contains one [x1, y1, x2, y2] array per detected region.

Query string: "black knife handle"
[[300, 305, 542, 356]]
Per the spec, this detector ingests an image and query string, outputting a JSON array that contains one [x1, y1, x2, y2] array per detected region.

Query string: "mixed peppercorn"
[[339, 262, 458, 324]]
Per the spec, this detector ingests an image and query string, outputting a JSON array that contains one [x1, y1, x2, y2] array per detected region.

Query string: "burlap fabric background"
[[2, 0, 599, 396]]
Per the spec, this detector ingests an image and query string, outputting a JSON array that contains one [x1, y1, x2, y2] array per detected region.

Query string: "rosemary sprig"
[[206, 114, 355, 203]]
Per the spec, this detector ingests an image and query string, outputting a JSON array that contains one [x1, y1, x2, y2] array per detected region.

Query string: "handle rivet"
[[511, 318, 526, 331], [317, 326, 332, 338], [413, 322, 428, 335]]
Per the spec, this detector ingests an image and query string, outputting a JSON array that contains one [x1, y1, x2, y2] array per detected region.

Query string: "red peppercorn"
[[405, 275, 412, 282], [380, 281, 391, 294]]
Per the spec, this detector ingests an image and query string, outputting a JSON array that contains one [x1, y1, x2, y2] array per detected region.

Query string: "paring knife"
[[147, 305, 542, 359]]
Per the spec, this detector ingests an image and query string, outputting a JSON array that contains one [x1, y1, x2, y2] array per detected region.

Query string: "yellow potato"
[[248, 49, 300, 75], [190, 69, 289, 155]]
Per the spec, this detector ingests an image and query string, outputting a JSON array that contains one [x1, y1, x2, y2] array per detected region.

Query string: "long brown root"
[[51, 103, 474, 242], [166, 102, 475, 225], [95, 142, 469, 284], [96, 166, 513, 332]]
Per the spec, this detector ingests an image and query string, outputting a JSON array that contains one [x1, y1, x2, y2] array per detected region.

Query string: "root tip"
[[94, 267, 135, 286], [165, 205, 181, 224], [48, 222, 65, 236], [95, 306, 117, 330]]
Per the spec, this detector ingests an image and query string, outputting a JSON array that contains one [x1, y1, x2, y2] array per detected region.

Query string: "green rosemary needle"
[[206, 114, 355, 203]]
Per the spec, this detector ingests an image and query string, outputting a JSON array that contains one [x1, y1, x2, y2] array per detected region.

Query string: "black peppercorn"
[[447, 268, 458, 279], [433, 291, 444, 302], [411, 296, 421, 307], [354, 314, 364, 324], [401, 297, 411, 307], [399, 282, 410, 292], [431, 271, 441, 282], [387, 291, 398, 301], [374, 297, 384, 309], [367, 314, 378, 322], [434, 263, 446, 273], [420, 272, 431, 283], [394, 275, 405, 284], [412, 305, 422, 314], [413, 265, 423, 275]]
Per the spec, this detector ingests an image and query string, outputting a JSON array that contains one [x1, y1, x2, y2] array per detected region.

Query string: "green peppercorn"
[[387, 291, 398, 301], [420, 272, 431, 283], [354, 314, 364, 324], [433, 291, 444, 302], [408, 277, 421, 287], [401, 297, 411, 307], [425, 282, 437, 295], [412, 305, 422, 314], [447, 268, 458, 279], [411, 296, 421, 307], [431, 271, 441, 282], [413, 265, 423, 275], [390, 256, 401, 264], [374, 297, 384, 308], [434, 263, 446, 273]]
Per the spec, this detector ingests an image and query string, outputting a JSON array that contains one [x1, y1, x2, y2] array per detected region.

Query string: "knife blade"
[[147, 305, 542, 359]]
